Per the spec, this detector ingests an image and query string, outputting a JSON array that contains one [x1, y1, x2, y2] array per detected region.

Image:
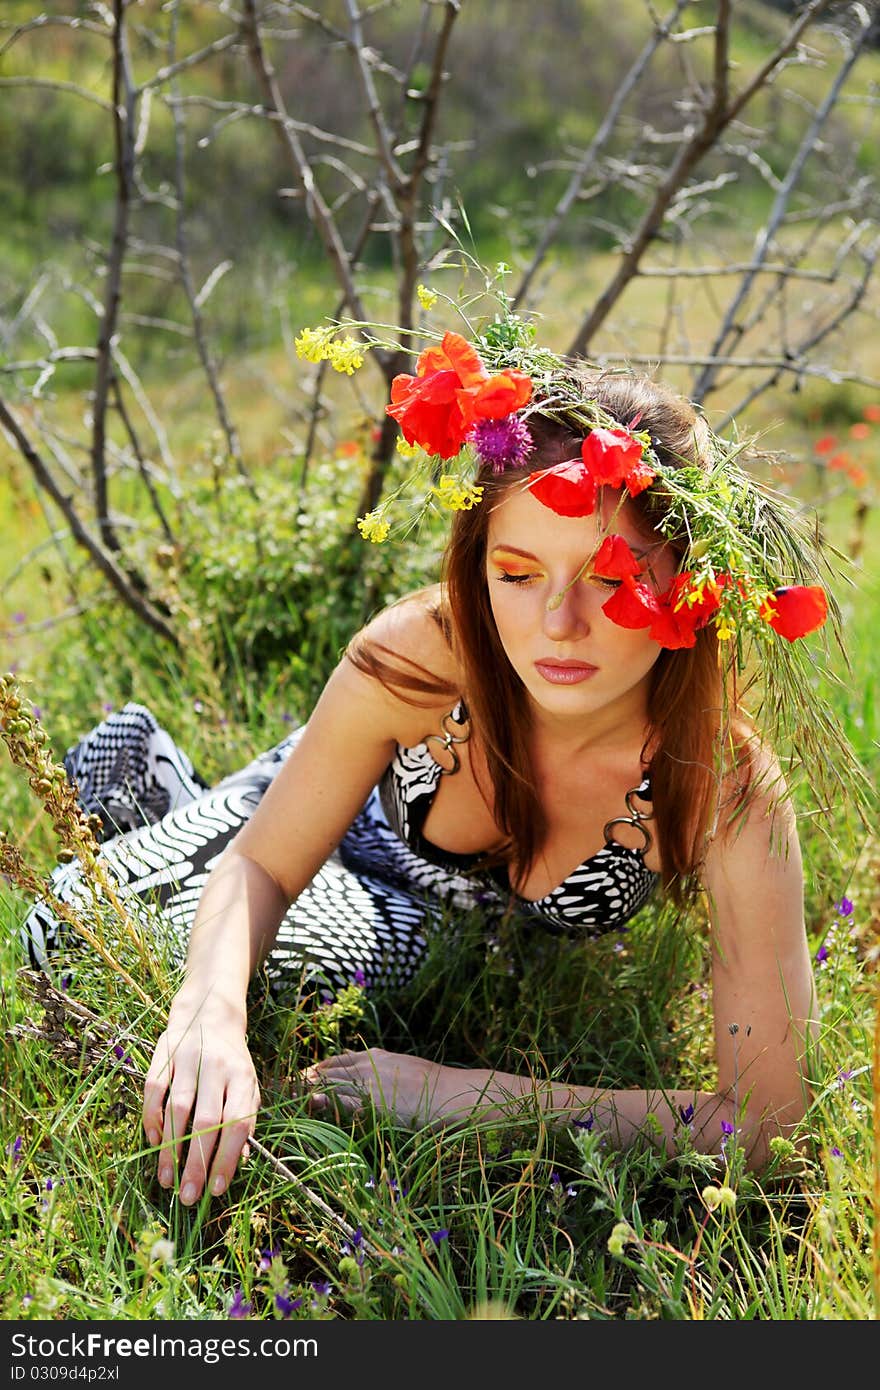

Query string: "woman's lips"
[[534, 659, 598, 685]]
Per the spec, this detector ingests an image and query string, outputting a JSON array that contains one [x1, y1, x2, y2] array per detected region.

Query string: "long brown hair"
[[352, 368, 747, 904]]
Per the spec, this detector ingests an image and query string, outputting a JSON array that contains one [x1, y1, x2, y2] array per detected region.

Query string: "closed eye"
[[496, 571, 539, 585]]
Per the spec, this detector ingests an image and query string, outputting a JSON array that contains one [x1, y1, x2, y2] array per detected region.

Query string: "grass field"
[[1, 235, 879, 1320]]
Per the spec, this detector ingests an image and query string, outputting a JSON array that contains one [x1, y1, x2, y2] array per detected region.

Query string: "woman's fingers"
[[207, 1086, 261, 1198]]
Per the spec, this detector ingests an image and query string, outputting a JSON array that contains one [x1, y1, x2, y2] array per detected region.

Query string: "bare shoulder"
[[339, 585, 463, 743], [702, 735, 802, 898]]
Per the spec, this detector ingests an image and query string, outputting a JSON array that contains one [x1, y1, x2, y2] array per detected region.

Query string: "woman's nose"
[[542, 582, 591, 643]]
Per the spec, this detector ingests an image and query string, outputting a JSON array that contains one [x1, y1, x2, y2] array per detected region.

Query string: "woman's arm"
[[306, 754, 818, 1171], [142, 599, 445, 1202]]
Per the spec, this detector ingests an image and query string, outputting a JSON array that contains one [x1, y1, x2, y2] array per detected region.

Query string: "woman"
[[24, 327, 839, 1209]]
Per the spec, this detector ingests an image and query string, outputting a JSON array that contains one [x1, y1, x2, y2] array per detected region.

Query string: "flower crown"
[[367, 325, 827, 654]]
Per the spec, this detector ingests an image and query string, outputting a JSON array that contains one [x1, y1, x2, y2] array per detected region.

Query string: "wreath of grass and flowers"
[[295, 279, 871, 827]]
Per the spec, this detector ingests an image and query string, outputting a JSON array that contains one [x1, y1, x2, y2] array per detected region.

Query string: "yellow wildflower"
[[433, 475, 484, 511], [294, 326, 334, 364], [326, 337, 365, 375], [357, 511, 390, 544], [716, 618, 737, 642], [396, 437, 421, 459], [417, 284, 438, 311]]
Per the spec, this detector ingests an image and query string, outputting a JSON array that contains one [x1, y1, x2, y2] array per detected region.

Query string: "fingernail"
[[180, 1183, 197, 1205], [146, 1129, 160, 1147], [159, 1168, 173, 1187], [210, 1175, 226, 1197]]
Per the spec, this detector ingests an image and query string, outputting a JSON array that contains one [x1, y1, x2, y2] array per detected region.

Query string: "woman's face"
[[485, 483, 677, 727]]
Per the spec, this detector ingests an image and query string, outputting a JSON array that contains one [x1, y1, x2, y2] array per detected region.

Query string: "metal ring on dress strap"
[[604, 779, 655, 853], [424, 709, 471, 775]]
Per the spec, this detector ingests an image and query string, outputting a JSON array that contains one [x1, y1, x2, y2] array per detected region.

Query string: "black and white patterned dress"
[[22, 701, 659, 999]]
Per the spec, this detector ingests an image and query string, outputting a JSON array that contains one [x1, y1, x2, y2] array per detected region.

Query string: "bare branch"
[[89, 0, 136, 553], [343, 0, 403, 189], [167, 0, 257, 501], [513, 0, 692, 310], [566, 0, 835, 358], [240, 0, 379, 357], [692, 8, 874, 401], [0, 397, 177, 646], [0, 76, 114, 112]]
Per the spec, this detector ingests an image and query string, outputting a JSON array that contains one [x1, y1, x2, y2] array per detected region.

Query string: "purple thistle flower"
[[228, 1288, 253, 1319], [470, 415, 534, 473], [429, 1228, 449, 1246], [573, 1111, 594, 1132], [679, 1103, 695, 1125], [275, 1292, 302, 1317], [836, 896, 854, 917], [815, 943, 829, 963]]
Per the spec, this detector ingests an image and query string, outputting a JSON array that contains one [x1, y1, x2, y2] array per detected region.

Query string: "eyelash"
[[495, 573, 622, 590]]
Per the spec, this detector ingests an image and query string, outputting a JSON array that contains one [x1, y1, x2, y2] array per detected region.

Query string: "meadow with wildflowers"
[[1, 257, 879, 1322]]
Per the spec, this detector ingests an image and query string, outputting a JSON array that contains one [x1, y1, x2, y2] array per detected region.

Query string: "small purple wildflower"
[[12, 612, 26, 625], [228, 1288, 253, 1319], [281, 711, 294, 724], [836, 1069, 854, 1088], [550, 1171, 561, 1188], [45, 1178, 53, 1192], [311, 1280, 331, 1296], [353, 968, 366, 988], [275, 1291, 303, 1317], [193, 700, 204, 714], [830, 1146, 842, 1158], [341, 1228, 366, 1267], [101, 702, 114, 714], [60, 974, 72, 991], [573, 1112, 594, 1132], [31, 706, 42, 721], [429, 1228, 449, 1246], [721, 1120, 734, 1135], [8, 1136, 23, 1162], [21, 1295, 33, 1308], [566, 1184, 577, 1198], [111, 1044, 133, 1066], [470, 415, 534, 473], [815, 943, 829, 963], [258, 1248, 280, 1272], [679, 1103, 695, 1125], [364, 1174, 375, 1190], [836, 896, 854, 917]]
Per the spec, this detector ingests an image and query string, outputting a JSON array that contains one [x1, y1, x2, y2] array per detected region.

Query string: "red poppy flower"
[[601, 576, 659, 629], [646, 574, 720, 650], [863, 403, 880, 422], [849, 422, 870, 441], [814, 435, 838, 455], [527, 459, 597, 517], [581, 427, 656, 496], [591, 534, 642, 579], [762, 585, 828, 641], [601, 570, 722, 649], [386, 332, 532, 459]]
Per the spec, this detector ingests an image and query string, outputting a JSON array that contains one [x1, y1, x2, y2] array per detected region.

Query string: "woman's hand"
[[142, 999, 260, 1205], [302, 1048, 456, 1128]]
